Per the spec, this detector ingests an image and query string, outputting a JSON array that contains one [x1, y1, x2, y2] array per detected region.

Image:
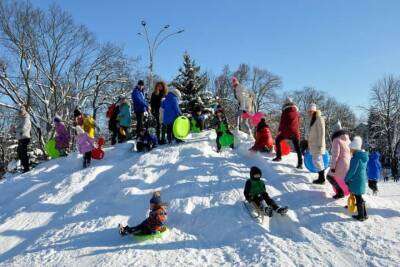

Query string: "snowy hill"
[[0, 131, 399, 266]]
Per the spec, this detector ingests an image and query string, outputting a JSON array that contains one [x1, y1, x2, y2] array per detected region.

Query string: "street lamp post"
[[137, 21, 184, 90]]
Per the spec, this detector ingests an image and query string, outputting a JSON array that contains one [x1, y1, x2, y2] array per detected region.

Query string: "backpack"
[[106, 104, 116, 118]]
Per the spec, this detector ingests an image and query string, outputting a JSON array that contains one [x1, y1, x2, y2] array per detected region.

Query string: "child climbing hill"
[[211, 106, 234, 152]]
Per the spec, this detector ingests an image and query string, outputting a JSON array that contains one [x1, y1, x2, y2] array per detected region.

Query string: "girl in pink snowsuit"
[[76, 126, 95, 168], [54, 115, 70, 156]]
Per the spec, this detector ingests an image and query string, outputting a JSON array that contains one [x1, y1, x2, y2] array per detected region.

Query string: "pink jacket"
[[76, 133, 94, 154], [329, 131, 351, 178]]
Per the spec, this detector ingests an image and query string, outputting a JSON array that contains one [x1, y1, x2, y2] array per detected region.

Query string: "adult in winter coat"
[[326, 121, 351, 199], [54, 115, 70, 156], [160, 88, 182, 144], [107, 101, 120, 145], [14, 106, 31, 172], [250, 118, 274, 152], [117, 97, 131, 143], [345, 136, 369, 221], [76, 126, 95, 168], [151, 81, 168, 144], [231, 77, 254, 135], [273, 97, 303, 168], [367, 151, 382, 194], [132, 80, 150, 137], [306, 103, 327, 184]]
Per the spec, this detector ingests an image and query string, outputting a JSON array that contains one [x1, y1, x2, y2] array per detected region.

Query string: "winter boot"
[[276, 206, 288, 216], [313, 170, 326, 184], [296, 163, 303, 169], [327, 175, 344, 199], [118, 224, 128, 236], [272, 157, 282, 162], [352, 200, 368, 221], [264, 206, 273, 217]]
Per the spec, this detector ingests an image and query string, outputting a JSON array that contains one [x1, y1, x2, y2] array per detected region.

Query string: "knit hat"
[[308, 103, 317, 112], [137, 80, 145, 86], [332, 121, 342, 133], [232, 77, 239, 87], [74, 108, 82, 117], [284, 97, 293, 105], [250, 166, 262, 179], [75, 126, 85, 135], [349, 136, 363, 150], [171, 88, 182, 99], [54, 115, 62, 123], [150, 191, 162, 205]]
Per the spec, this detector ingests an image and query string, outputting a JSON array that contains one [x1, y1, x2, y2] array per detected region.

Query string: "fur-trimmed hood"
[[171, 88, 182, 99]]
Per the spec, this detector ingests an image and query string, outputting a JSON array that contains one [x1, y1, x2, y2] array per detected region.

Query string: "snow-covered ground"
[[0, 130, 399, 266]]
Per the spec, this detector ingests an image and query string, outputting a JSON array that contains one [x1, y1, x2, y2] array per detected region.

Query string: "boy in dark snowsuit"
[[136, 128, 157, 152], [119, 192, 167, 236], [211, 107, 234, 152], [244, 166, 288, 216], [367, 151, 382, 195]]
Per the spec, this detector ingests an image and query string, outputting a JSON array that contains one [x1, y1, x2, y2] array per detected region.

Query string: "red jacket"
[[278, 104, 301, 140], [254, 127, 273, 149]]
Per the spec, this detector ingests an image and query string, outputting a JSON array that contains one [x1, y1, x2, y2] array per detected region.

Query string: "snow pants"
[[17, 138, 30, 172], [251, 192, 279, 210]]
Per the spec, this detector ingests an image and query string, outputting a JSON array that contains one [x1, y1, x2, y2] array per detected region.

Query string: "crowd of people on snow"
[[8, 77, 396, 229]]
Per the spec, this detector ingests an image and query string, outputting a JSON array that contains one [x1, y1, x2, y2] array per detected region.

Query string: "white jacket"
[[307, 110, 326, 155], [16, 113, 31, 140], [234, 84, 254, 112]]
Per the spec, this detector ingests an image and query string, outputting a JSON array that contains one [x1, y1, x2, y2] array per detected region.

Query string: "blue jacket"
[[137, 132, 157, 146], [367, 152, 382, 181], [117, 103, 131, 127], [131, 86, 149, 113], [161, 92, 182, 125], [344, 150, 369, 195]]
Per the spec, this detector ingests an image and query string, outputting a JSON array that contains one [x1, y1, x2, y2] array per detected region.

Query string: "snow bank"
[[0, 131, 399, 266]]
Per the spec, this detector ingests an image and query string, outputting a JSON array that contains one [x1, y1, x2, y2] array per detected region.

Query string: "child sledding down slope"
[[119, 192, 167, 236], [244, 167, 288, 217]]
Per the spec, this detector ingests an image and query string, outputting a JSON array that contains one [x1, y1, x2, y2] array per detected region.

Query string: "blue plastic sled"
[[304, 151, 331, 173]]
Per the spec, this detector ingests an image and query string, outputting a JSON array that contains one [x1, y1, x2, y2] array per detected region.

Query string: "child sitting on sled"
[[119, 191, 167, 236], [244, 166, 288, 217], [211, 106, 234, 152], [136, 127, 157, 152], [250, 118, 274, 153]]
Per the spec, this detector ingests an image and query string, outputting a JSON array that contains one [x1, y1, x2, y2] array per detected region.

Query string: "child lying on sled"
[[119, 191, 167, 236], [244, 166, 288, 217]]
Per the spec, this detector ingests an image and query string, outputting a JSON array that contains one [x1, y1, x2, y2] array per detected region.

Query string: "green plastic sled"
[[190, 118, 201, 133], [45, 139, 60, 159], [219, 133, 234, 147], [173, 116, 190, 140], [133, 227, 169, 242]]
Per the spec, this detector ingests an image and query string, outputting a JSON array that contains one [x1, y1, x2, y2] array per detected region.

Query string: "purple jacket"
[[76, 133, 94, 154], [55, 121, 70, 150]]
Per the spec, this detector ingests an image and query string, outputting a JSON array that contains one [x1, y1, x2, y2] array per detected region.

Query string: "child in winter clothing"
[[190, 105, 205, 132], [160, 88, 182, 144], [367, 151, 382, 195], [76, 126, 95, 168], [54, 115, 70, 156], [250, 118, 273, 152], [119, 191, 168, 236], [345, 136, 369, 221], [136, 128, 157, 152], [244, 167, 288, 216], [117, 97, 132, 143], [211, 107, 234, 152]]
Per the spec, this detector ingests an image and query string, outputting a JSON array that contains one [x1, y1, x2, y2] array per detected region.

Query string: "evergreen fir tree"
[[171, 52, 208, 113]]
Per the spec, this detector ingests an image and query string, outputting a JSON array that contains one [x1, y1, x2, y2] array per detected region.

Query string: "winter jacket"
[[145, 206, 167, 231], [211, 116, 231, 135], [161, 90, 182, 125], [117, 102, 131, 128], [191, 112, 205, 130], [137, 132, 157, 148], [253, 126, 274, 150], [307, 110, 326, 155], [344, 150, 369, 195], [55, 121, 70, 150], [244, 177, 266, 201], [234, 84, 254, 112], [131, 86, 149, 113], [367, 152, 382, 181], [108, 104, 119, 131], [329, 130, 351, 178], [83, 116, 95, 139], [150, 92, 166, 114], [76, 133, 95, 154], [16, 113, 31, 140], [278, 103, 301, 140]]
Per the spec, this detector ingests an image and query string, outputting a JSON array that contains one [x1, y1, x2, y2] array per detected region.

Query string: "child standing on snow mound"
[[211, 106, 234, 153], [345, 136, 369, 221], [191, 104, 206, 132], [54, 115, 70, 156], [119, 191, 168, 236], [244, 167, 288, 217], [76, 126, 95, 168], [367, 151, 382, 195], [136, 128, 157, 152], [250, 118, 273, 153]]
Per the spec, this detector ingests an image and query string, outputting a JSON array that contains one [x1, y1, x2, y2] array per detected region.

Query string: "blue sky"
[[34, 0, 400, 116]]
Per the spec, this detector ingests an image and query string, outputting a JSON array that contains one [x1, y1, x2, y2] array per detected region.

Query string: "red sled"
[[274, 140, 291, 156], [91, 137, 105, 160]]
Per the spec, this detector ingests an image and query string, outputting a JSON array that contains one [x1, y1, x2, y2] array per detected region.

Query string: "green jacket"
[[244, 178, 266, 201]]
